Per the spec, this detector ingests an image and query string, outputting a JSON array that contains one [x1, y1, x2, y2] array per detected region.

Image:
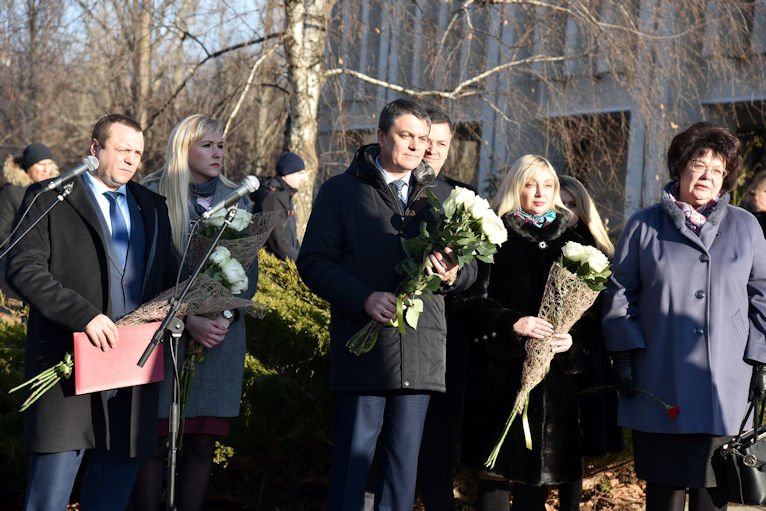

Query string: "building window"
[[545, 111, 630, 236]]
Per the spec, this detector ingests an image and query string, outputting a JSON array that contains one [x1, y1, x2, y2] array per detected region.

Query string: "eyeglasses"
[[689, 159, 727, 179]]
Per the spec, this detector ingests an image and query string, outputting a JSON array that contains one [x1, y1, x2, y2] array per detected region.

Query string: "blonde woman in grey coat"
[[133, 115, 257, 511], [603, 122, 766, 511]]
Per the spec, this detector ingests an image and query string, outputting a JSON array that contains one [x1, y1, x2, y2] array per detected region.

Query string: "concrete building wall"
[[320, 0, 766, 234]]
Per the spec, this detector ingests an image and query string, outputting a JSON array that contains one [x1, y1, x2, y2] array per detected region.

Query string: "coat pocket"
[[731, 309, 749, 347]]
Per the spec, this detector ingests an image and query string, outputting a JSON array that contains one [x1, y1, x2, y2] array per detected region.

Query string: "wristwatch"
[[222, 309, 234, 321]]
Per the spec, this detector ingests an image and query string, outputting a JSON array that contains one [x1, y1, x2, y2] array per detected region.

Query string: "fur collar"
[[503, 209, 572, 243], [2, 154, 60, 187], [660, 181, 730, 231]]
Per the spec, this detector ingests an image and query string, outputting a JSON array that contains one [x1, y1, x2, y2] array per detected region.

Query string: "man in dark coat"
[[6, 114, 177, 510], [251, 151, 306, 261], [297, 99, 476, 510], [416, 106, 476, 511]]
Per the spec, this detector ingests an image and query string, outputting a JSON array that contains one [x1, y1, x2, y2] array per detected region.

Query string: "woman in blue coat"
[[603, 122, 766, 511]]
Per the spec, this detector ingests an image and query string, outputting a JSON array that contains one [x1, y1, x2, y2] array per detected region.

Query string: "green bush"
[[0, 318, 29, 507], [227, 250, 333, 487]]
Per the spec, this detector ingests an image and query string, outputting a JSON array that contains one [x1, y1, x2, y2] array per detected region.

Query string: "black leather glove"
[[611, 351, 637, 398], [749, 364, 766, 402]]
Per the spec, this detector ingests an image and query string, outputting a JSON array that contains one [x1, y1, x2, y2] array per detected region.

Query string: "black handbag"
[[719, 399, 766, 505]]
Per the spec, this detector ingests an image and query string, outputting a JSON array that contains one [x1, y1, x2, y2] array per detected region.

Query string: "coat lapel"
[[64, 176, 121, 270]]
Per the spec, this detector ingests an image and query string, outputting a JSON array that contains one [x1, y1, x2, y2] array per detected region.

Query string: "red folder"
[[73, 321, 165, 394]]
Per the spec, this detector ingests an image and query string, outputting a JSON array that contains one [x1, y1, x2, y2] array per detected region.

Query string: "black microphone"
[[45, 155, 99, 191], [201, 176, 260, 219]]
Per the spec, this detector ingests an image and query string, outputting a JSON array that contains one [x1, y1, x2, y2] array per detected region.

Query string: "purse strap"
[[736, 398, 763, 445]]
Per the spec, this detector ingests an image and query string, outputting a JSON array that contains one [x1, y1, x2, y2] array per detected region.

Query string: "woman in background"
[[133, 114, 258, 511], [743, 168, 766, 236], [558, 175, 614, 257], [558, 175, 623, 459]]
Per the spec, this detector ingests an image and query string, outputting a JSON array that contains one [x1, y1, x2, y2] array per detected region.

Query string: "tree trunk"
[[283, 0, 336, 239], [132, 0, 152, 127]]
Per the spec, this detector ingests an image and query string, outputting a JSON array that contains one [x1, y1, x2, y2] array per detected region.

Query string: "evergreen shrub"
[[230, 250, 333, 482], [0, 317, 28, 506]]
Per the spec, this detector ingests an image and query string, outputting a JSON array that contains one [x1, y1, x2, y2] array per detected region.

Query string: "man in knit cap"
[[251, 151, 307, 261], [0, 143, 59, 241]]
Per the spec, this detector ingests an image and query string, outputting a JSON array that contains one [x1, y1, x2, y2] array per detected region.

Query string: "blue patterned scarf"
[[511, 209, 557, 228]]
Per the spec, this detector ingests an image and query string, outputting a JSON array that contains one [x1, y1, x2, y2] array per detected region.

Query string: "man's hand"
[[84, 314, 119, 351], [364, 291, 397, 324], [426, 247, 459, 284], [185, 314, 231, 349]]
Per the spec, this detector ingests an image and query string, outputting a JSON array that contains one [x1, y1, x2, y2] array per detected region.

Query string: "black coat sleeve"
[[0, 185, 21, 241], [5, 185, 102, 332], [297, 180, 376, 315]]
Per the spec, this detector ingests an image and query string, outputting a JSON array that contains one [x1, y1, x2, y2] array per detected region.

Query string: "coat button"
[[403, 381, 410, 387], [699, 254, 710, 262], [694, 328, 704, 335], [695, 290, 706, 299]]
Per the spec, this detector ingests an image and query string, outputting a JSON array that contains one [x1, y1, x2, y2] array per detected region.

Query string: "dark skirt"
[[632, 430, 731, 487]]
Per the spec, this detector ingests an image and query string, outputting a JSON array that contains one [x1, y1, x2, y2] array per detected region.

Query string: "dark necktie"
[[103, 191, 129, 267], [389, 179, 407, 210]]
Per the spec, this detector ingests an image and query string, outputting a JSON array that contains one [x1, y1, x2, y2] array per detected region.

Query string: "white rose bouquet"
[[485, 241, 611, 468], [346, 186, 508, 355]]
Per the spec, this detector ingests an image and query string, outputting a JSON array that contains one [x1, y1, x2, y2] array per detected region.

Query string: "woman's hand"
[[548, 332, 573, 354], [513, 316, 554, 339], [185, 314, 231, 349]]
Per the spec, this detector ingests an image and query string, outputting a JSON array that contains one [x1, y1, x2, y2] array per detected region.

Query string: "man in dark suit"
[[298, 99, 476, 510], [6, 114, 177, 510], [417, 106, 475, 510]]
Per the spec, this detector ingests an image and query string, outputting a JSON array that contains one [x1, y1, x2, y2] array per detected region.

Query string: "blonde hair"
[[559, 175, 614, 257], [492, 154, 566, 218], [149, 114, 237, 252]]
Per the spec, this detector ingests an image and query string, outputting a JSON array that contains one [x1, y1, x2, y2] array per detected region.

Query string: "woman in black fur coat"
[[461, 156, 614, 511]]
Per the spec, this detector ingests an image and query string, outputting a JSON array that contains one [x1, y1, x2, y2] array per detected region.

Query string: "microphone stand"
[[0, 184, 74, 260], [137, 207, 238, 511]]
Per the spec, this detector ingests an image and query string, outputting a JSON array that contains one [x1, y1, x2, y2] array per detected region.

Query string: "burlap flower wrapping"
[[486, 261, 600, 467], [188, 211, 279, 272], [513, 262, 600, 416], [117, 211, 280, 327]]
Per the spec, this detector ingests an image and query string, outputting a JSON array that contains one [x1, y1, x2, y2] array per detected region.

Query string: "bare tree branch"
[[224, 45, 279, 138], [146, 31, 284, 129], [325, 53, 571, 99]]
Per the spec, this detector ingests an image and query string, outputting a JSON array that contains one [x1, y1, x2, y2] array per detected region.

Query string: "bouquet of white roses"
[[485, 241, 611, 468], [346, 186, 507, 355]]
